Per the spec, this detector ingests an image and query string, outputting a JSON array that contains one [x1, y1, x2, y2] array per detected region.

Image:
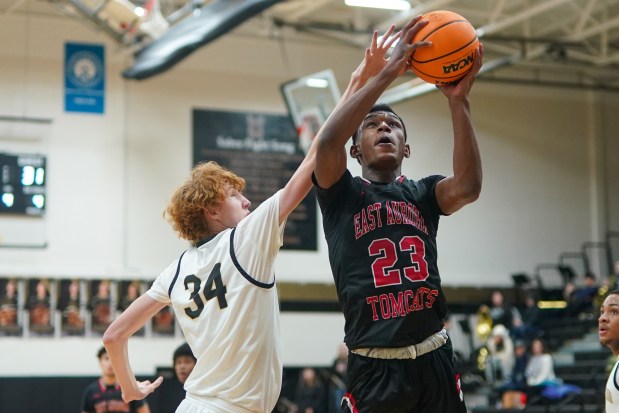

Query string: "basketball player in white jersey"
[[600, 289, 619, 412], [102, 18, 430, 413]]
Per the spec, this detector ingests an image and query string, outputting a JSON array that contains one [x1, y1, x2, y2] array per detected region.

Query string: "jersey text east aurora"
[[314, 171, 448, 348], [353, 200, 429, 239]]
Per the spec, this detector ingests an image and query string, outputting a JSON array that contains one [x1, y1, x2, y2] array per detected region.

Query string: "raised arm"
[[102, 294, 166, 402], [313, 16, 430, 189], [278, 24, 401, 223], [434, 44, 484, 215]]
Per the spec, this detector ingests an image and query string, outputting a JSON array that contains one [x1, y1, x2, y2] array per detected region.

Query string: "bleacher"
[[465, 230, 619, 413]]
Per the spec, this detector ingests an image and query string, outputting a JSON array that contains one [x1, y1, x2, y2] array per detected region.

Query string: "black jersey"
[[80, 379, 146, 413], [314, 170, 447, 348]]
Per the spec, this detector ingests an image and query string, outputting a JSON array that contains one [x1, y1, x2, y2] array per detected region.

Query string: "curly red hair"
[[163, 161, 245, 242]]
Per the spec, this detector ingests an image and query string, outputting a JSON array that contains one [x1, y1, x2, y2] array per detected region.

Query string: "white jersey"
[[147, 191, 285, 413], [607, 357, 619, 413]]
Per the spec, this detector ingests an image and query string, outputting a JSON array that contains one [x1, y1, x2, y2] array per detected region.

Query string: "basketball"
[[409, 10, 479, 85]]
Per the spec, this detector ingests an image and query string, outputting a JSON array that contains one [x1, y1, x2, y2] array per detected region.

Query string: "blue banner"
[[64, 43, 105, 114]]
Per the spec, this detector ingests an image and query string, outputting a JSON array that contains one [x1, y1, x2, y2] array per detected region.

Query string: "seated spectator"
[[564, 271, 599, 317], [486, 290, 522, 334], [485, 324, 515, 385], [512, 294, 543, 341], [294, 367, 326, 413], [497, 340, 530, 409], [525, 338, 560, 400], [330, 343, 348, 413]]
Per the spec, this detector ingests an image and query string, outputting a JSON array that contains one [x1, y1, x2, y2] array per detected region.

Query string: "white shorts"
[[175, 395, 249, 413]]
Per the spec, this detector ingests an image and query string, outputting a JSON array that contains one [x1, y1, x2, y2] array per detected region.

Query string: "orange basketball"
[[409, 10, 479, 85]]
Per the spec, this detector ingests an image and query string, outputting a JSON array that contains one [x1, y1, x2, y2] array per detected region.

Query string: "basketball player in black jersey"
[[312, 15, 484, 413], [81, 347, 151, 413]]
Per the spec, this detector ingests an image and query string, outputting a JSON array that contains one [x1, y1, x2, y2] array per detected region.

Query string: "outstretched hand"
[[388, 15, 432, 76], [360, 25, 399, 78], [122, 376, 164, 403], [436, 43, 484, 99]]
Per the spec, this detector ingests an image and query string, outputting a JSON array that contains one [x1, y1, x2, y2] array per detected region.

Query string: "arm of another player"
[[278, 24, 401, 223], [435, 43, 484, 215], [102, 294, 166, 402], [313, 16, 431, 189]]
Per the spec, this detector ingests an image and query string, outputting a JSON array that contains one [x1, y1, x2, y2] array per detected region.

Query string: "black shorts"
[[341, 338, 466, 413]]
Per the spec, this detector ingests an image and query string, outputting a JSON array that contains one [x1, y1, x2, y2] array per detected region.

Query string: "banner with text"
[[64, 43, 105, 114], [193, 108, 317, 251]]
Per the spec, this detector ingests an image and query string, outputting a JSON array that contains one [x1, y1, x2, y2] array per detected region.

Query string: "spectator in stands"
[[151, 342, 197, 413], [330, 343, 348, 412], [485, 324, 515, 385], [496, 339, 530, 409], [486, 290, 522, 333], [294, 367, 327, 413], [512, 293, 542, 341], [564, 271, 600, 317], [524, 338, 559, 400], [81, 346, 151, 413]]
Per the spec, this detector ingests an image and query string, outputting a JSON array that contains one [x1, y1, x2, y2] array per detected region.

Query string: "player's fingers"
[[402, 14, 423, 32], [370, 30, 379, 51], [401, 16, 427, 44], [152, 376, 164, 388], [382, 29, 401, 50], [411, 40, 432, 49], [379, 24, 396, 47], [475, 43, 485, 71], [405, 40, 432, 60], [139, 376, 164, 390], [465, 45, 484, 80]]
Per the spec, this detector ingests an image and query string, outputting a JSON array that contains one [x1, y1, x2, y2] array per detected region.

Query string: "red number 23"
[[369, 236, 429, 287]]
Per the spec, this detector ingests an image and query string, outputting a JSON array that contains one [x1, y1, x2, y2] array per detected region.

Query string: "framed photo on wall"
[[57, 279, 85, 336], [193, 108, 317, 251], [26, 278, 54, 336], [0, 278, 22, 336], [117, 280, 145, 336], [88, 279, 113, 335]]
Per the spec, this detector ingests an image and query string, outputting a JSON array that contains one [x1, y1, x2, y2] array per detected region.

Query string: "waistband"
[[184, 394, 253, 413], [350, 328, 448, 360]]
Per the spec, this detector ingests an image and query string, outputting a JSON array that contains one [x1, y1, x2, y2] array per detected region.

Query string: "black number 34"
[[183, 263, 228, 319]]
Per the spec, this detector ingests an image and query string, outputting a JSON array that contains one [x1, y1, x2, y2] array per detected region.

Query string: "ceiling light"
[[305, 78, 329, 88], [345, 0, 411, 11]]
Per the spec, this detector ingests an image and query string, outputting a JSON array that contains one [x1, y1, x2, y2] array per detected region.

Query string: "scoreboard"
[[0, 152, 46, 216]]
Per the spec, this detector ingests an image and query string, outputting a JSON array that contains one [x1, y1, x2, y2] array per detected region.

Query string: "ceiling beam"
[[475, 0, 574, 37], [285, 0, 333, 22], [3, 0, 26, 14], [574, 0, 598, 34], [380, 54, 521, 104], [377, 0, 457, 30]]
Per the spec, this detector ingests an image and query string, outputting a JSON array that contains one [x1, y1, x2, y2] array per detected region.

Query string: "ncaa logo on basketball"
[[408, 10, 479, 84], [442, 53, 474, 75]]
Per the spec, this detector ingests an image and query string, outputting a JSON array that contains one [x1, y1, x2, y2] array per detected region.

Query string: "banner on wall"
[[193, 108, 317, 251], [64, 43, 105, 114]]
